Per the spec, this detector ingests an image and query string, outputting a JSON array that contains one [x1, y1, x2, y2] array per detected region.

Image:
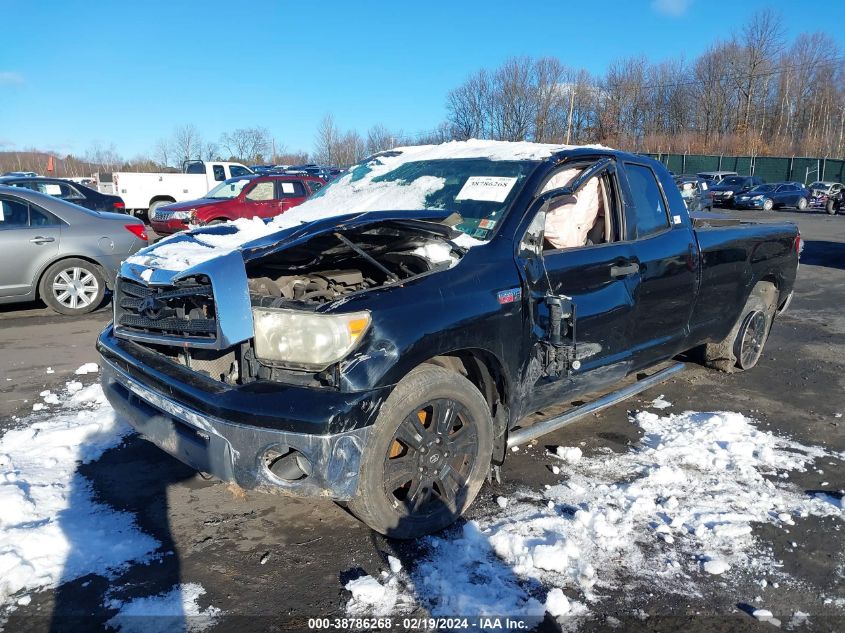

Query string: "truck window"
[[245, 181, 275, 201], [538, 165, 616, 251], [624, 163, 670, 240], [229, 165, 251, 178], [212, 165, 226, 182]]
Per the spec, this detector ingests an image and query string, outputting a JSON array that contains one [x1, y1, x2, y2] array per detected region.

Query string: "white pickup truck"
[[101, 160, 253, 218]]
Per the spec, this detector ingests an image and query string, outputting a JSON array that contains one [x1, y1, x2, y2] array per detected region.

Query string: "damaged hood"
[[123, 209, 464, 282]]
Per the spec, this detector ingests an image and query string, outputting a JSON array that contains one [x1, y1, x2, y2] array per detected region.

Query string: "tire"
[[796, 197, 808, 211], [703, 282, 778, 372], [347, 365, 493, 539], [762, 198, 774, 211], [148, 199, 173, 220], [827, 200, 837, 215], [39, 258, 105, 316]]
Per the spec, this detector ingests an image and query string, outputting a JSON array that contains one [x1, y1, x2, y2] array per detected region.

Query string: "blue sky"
[[1, 0, 843, 160]]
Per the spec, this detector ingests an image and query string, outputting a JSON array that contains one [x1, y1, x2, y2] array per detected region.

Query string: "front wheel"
[[347, 365, 493, 538], [762, 198, 774, 211], [796, 197, 808, 211], [40, 258, 105, 315], [827, 199, 837, 215]]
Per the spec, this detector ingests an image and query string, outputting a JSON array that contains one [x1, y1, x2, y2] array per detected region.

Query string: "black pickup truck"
[[97, 142, 800, 538]]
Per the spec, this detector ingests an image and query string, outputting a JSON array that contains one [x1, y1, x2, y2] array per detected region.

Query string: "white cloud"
[[651, 0, 692, 17], [0, 71, 24, 86]]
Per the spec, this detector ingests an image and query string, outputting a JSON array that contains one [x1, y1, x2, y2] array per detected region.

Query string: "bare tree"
[[312, 114, 340, 165], [366, 124, 402, 154], [171, 124, 203, 165], [219, 127, 271, 162]]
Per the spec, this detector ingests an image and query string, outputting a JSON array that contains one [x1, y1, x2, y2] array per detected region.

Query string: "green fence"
[[646, 153, 845, 185]]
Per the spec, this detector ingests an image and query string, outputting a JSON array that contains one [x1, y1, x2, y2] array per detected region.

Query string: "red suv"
[[150, 174, 325, 236]]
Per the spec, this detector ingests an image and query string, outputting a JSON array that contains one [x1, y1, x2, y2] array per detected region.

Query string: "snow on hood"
[[128, 139, 600, 273]]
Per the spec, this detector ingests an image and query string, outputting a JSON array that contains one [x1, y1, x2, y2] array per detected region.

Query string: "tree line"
[[442, 10, 845, 158]]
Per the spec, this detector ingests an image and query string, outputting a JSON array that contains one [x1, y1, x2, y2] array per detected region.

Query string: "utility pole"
[[565, 85, 577, 145]]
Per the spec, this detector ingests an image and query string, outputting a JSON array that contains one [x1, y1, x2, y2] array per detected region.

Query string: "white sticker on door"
[[455, 176, 518, 203], [281, 182, 295, 194]]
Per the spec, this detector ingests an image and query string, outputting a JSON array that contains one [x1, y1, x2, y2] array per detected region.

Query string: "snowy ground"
[[342, 401, 845, 630], [0, 367, 221, 631]]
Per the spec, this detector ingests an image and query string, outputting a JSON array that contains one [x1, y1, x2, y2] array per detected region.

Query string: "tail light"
[[794, 234, 801, 254], [113, 200, 125, 210], [125, 224, 148, 242]]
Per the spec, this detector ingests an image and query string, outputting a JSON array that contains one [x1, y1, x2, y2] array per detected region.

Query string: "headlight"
[[171, 210, 193, 221], [751, 195, 763, 200], [252, 308, 371, 369], [723, 190, 734, 197]]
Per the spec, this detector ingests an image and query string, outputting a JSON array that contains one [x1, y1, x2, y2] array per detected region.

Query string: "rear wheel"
[[39, 258, 105, 316], [347, 365, 493, 538], [702, 282, 778, 372], [762, 198, 774, 211], [796, 197, 808, 211], [827, 199, 837, 215]]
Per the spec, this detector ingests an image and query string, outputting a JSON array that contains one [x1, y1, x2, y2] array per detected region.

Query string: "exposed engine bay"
[[247, 223, 463, 307]]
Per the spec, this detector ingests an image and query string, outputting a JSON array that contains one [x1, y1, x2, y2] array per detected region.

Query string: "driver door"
[[517, 160, 639, 413]]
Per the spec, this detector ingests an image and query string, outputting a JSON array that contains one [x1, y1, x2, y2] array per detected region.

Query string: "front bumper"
[[149, 218, 188, 236], [733, 198, 765, 209], [97, 326, 389, 499]]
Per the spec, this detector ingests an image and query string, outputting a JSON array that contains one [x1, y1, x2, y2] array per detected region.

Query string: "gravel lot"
[[1, 208, 843, 632]]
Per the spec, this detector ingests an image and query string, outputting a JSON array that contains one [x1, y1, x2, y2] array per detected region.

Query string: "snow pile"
[[650, 395, 672, 409], [0, 379, 158, 606], [553, 446, 582, 463], [403, 410, 843, 622], [106, 583, 221, 633], [345, 556, 416, 617], [74, 363, 99, 376], [128, 139, 599, 272], [413, 521, 547, 626]]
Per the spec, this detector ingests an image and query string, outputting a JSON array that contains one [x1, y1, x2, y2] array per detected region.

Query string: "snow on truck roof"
[[128, 139, 607, 273]]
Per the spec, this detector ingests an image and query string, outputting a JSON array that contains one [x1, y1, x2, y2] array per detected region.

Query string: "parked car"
[[696, 170, 738, 183], [2, 171, 38, 177], [0, 176, 126, 213], [98, 141, 800, 538], [0, 186, 147, 315], [734, 182, 811, 211], [674, 174, 713, 212], [708, 175, 765, 207], [102, 160, 253, 219], [150, 174, 325, 236], [808, 181, 844, 212]]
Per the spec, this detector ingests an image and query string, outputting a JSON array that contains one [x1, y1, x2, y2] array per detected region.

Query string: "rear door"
[[518, 159, 639, 412], [621, 162, 698, 369], [277, 179, 308, 212], [0, 195, 61, 298]]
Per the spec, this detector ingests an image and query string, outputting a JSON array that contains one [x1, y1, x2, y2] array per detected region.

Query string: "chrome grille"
[[115, 278, 217, 342]]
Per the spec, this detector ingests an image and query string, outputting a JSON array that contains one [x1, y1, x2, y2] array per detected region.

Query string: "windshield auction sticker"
[[455, 176, 518, 203]]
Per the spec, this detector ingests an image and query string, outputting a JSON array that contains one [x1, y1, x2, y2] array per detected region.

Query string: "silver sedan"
[[0, 185, 148, 315]]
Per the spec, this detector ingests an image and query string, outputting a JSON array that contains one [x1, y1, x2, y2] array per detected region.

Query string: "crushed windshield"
[[809, 182, 829, 190], [307, 156, 538, 240], [205, 178, 254, 199]]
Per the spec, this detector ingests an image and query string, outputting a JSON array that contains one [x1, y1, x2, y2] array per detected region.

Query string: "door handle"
[[30, 236, 56, 244], [610, 262, 639, 277]]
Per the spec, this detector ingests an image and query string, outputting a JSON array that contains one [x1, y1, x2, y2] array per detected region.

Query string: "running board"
[[506, 363, 685, 448]]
